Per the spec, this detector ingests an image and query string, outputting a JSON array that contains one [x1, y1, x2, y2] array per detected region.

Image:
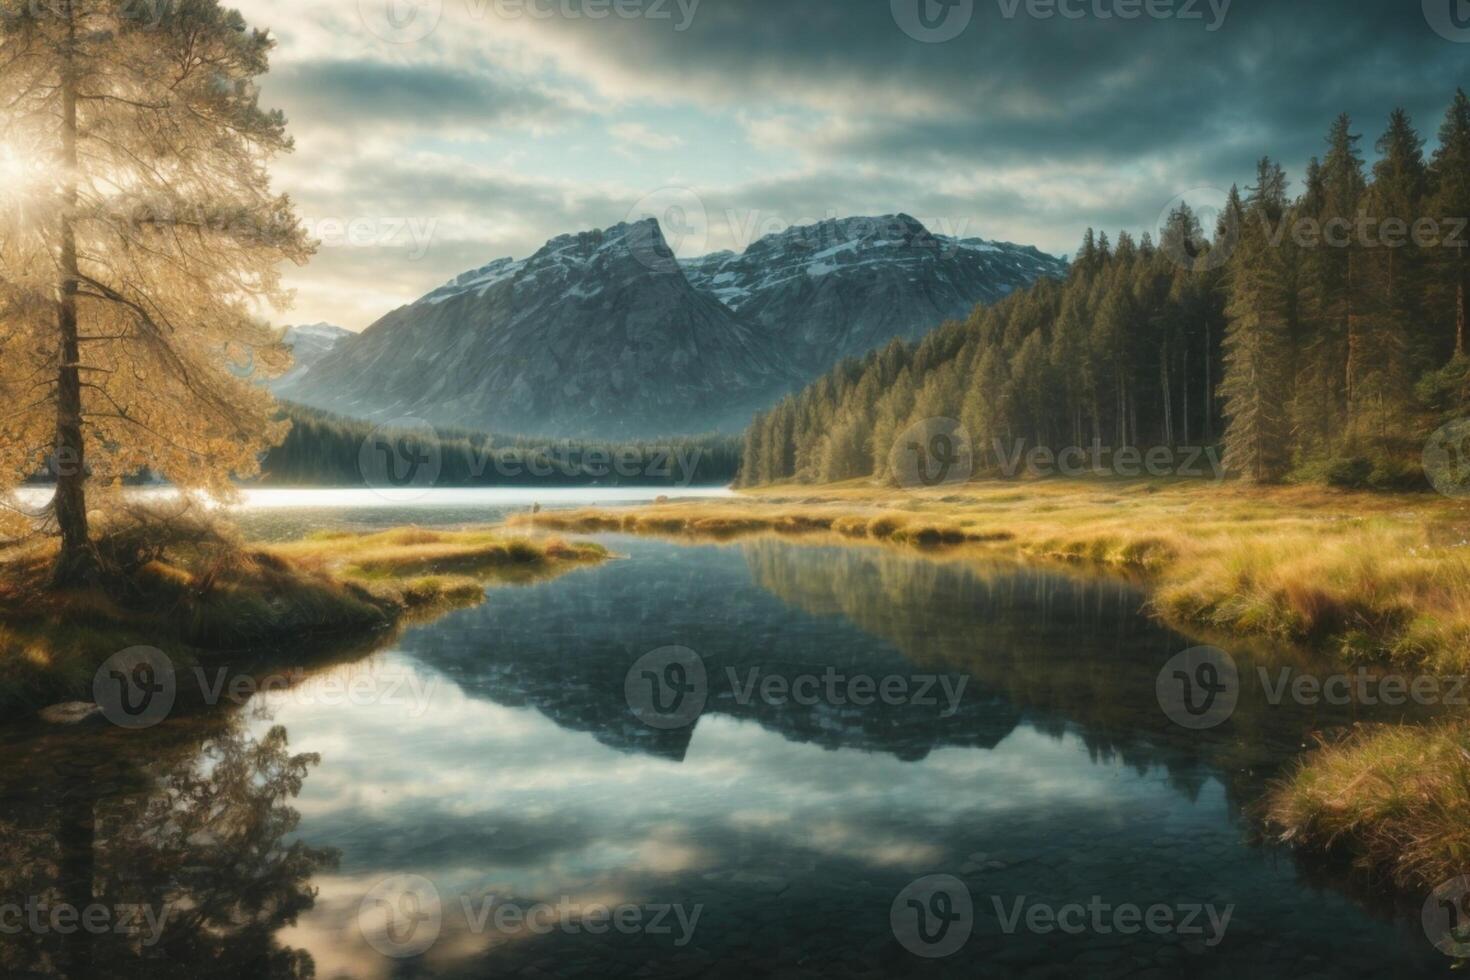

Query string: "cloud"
[[610, 121, 685, 154], [231, 0, 1467, 331], [270, 61, 577, 133]]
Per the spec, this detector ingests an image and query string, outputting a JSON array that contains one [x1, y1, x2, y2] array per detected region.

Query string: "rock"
[[38, 702, 102, 725]]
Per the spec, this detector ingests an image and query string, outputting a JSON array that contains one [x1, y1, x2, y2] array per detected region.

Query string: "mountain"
[[682, 213, 1068, 373], [271, 323, 351, 389], [277, 215, 1066, 438], [274, 221, 795, 438]]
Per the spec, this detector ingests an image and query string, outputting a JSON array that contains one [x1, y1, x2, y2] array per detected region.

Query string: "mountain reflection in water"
[[0, 535, 1452, 978]]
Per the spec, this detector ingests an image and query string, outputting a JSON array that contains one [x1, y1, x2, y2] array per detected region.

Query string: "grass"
[[0, 514, 606, 717], [266, 525, 607, 589], [513, 477, 1470, 671], [1267, 722, 1470, 890]]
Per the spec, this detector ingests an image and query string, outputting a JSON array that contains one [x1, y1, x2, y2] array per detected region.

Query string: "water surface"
[[0, 496, 1453, 979]]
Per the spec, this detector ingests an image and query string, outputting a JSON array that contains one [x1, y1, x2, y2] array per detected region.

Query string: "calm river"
[[0, 490, 1454, 978]]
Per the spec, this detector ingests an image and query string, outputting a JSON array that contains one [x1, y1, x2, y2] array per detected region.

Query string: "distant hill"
[[272, 322, 351, 389]]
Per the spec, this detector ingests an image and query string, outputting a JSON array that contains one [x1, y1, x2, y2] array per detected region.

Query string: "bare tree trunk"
[[51, 2, 93, 588], [1345, 249, 1358, 424], [1160, 347, 1173, 447], [1181, 340, 1191, 446], [1116, 379, 1124, 448], [1457, 246, 1466, 358], [1202, 319, 1214, 442], [1129, 387, 1138, 450]]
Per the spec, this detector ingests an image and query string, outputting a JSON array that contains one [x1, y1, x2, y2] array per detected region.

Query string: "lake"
[[0, 491, 1454, 978]]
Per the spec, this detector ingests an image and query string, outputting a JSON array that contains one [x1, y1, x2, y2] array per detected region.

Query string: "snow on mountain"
[[269, 322, 352, 389], [278, 215, 1066, 438], [681, 214, 1068, 373], [274, 220, 797, 439]]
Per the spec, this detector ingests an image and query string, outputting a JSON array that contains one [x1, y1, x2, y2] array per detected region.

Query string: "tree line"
[[740, 91, 1470, 490], [266, 405, 743, 487]]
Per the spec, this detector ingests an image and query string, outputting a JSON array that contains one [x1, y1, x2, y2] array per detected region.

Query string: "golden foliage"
[[0, 1, 312, 509]]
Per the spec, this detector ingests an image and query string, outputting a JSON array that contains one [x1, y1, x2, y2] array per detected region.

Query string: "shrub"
[[1324, 457, 1374, 489]]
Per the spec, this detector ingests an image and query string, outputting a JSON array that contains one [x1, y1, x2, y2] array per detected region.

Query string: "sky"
[[229, 0, 1470, 331]]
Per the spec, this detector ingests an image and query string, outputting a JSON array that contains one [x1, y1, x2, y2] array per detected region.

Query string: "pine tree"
[[0, 0, 311, 583], [739, 412, 765, 487], [1078, 228, 1099, 275], [1221, 159, 1295, 481], [961, 346, 1012, 469], [1430, 89, 1470, 360], [1308, 115, 1368, 434], [1359, 109, 1428, 447], [1217, 185, 1245, 251], [735, 89, 1470, 491]]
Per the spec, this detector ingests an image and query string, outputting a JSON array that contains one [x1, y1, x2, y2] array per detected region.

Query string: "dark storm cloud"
[[269, 60, 574, 130], [247, 0, 1469, 327], [525, 0, 1466, 184]]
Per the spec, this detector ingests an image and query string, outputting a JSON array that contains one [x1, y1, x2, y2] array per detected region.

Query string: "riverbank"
[[511, 476, 1470, 892], [0, 517, 606, 717], [514, 477, 1470, 671], [1267, 722, 1470, 891]]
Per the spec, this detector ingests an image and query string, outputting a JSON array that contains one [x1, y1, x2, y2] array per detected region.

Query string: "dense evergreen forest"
[[741, 92, 1470, 490], [265, 405, 742, 487]]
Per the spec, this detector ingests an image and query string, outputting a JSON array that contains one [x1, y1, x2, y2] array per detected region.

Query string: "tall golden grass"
[[515, 478, 1470, 670], [0, 518, 607, 715], [1268, 722, 1470, 889]]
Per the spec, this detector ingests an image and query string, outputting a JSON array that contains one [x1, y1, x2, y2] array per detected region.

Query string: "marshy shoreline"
[[513, 476, 1470, 896], [0, 517, 608, 722]]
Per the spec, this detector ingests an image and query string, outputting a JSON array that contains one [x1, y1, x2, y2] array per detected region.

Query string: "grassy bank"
[[1267, 723, 1470, 890], [0, 516, 606, 717], [514, 477, 1470, 671], [515, 475, 1470, 890]]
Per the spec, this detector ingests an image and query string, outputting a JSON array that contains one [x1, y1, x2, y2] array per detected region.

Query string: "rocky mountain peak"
[[276, 215, 1066, 437]]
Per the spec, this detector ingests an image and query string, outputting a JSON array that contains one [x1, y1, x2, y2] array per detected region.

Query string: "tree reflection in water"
[[0, 722, 337, 979]]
